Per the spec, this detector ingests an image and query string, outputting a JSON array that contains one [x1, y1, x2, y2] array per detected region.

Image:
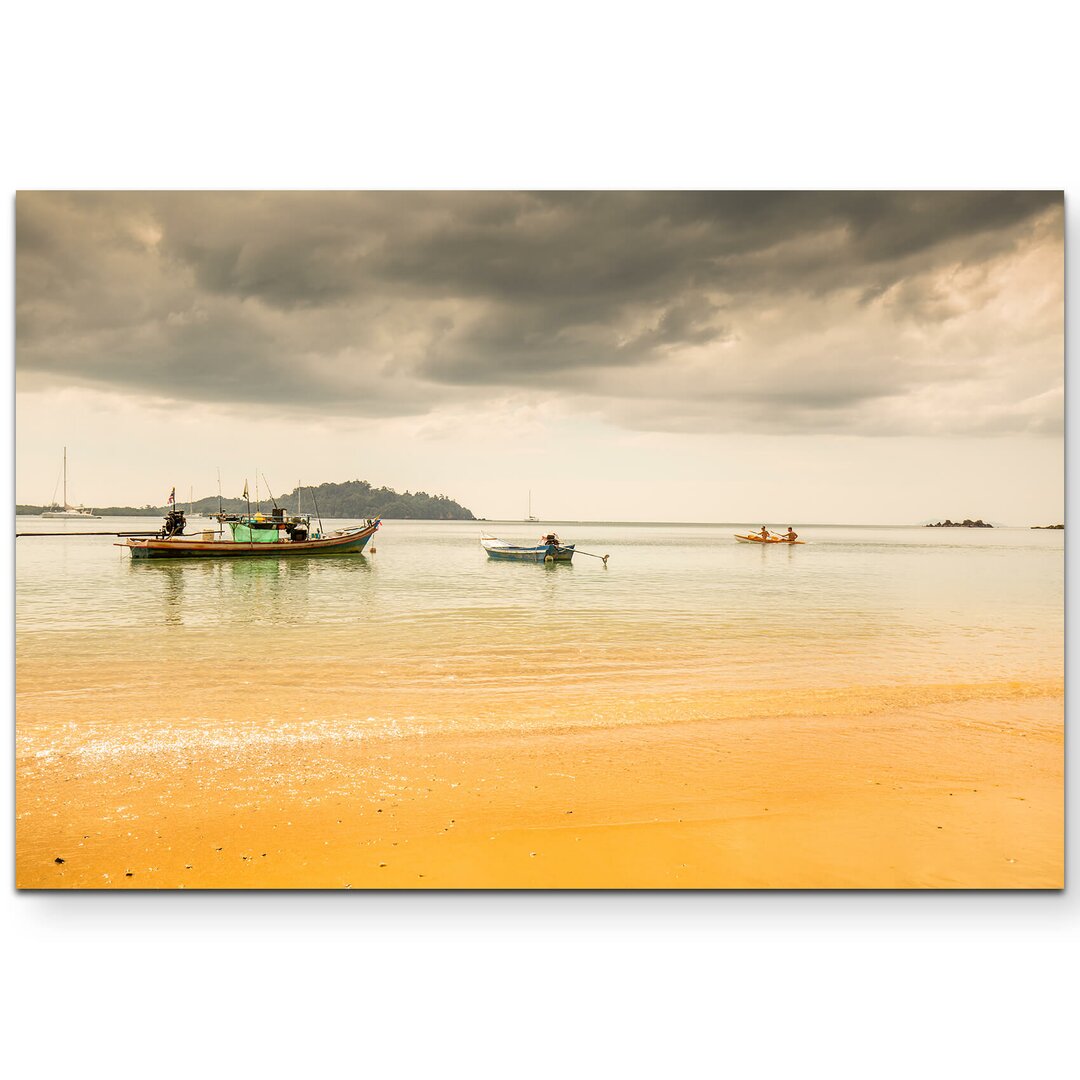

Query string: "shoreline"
[[17, 685, 1063, 890]]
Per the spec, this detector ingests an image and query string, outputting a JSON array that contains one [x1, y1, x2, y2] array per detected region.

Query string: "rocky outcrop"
[[926, 519, 993, 528], [1031, 524, 1064, 529]]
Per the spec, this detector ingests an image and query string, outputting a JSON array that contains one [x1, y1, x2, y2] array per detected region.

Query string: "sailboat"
[[526, 490, 539, 522], [41, 448, 101, 519]]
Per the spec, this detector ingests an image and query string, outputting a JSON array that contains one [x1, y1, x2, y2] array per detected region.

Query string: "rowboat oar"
[[573, 548, 610, 565]]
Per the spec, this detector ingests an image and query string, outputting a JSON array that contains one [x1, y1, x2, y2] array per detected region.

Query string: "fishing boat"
[[119, 504, 380, 560], [735, 533, 805, 545], [41, 448, 101, 519], [481, 531, 575, 563]]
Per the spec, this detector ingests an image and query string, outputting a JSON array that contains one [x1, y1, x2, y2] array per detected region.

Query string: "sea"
[[14, 518, 1064, 757]]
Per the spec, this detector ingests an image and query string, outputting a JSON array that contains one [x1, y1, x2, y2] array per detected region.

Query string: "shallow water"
[[15, 518, 1064, 754]]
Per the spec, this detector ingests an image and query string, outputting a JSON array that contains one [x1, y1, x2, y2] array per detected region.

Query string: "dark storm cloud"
[[15, 190, 1063, 434]]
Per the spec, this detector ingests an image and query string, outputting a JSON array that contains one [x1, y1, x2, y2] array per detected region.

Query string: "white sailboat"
[[41, 448, 101, 519], [526, 490, 539, 522]]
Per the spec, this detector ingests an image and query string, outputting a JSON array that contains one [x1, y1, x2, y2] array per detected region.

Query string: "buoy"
[[370, 546, 376, 554]]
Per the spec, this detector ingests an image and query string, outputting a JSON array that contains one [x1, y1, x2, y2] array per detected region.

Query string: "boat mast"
[[62, 447, 68, 509], [261, 473, 279, 510]]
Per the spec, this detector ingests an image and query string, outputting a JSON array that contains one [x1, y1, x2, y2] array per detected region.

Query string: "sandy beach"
[[17, 679, 1062, 890]]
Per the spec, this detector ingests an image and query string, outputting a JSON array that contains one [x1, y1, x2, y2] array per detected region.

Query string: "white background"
[[3, 2, 1074, 1076]]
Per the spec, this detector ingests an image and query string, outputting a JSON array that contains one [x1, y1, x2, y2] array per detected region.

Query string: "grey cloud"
[[15, 190, 1063, 436]]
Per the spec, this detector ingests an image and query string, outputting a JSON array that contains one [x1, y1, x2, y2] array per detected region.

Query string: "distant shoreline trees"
[[17, 479, 476, 520]]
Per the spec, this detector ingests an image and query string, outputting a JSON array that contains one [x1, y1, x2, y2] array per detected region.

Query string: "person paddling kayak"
[[780, 527, 798, 541]]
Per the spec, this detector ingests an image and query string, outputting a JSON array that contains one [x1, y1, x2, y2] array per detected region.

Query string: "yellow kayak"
[[735, 534, 805, 544]]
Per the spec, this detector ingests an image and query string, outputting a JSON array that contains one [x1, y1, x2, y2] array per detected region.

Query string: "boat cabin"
[[213, 505, 315, 543]]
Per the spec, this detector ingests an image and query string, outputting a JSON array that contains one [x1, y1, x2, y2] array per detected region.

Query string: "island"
[[1031, 524, 1064, 530], [926, 519, 993, 528], [17, 478, 476, 521]]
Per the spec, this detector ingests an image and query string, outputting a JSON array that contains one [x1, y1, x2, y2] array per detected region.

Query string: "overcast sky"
[[15, 190, 1063, 523]]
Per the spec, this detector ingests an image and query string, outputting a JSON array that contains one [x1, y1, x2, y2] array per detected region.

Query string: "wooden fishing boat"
[[481, 532, 575, 563], [119, 505, 380, 559]]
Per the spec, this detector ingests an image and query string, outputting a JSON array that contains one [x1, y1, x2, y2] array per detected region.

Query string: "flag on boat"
[[243, 480, 249, 500], [167, 486, 175, 506]]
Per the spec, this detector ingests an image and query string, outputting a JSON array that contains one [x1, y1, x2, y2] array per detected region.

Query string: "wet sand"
[[17, 683, 1062, 889]]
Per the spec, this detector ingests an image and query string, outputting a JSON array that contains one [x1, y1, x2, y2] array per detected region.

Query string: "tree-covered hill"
[[17, 479, 476, 520], [275, 480, 475, 520]]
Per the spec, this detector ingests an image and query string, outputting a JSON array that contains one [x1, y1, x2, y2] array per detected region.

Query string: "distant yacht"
[[41, 448, 101, 519], [526, 490, 539, 522]]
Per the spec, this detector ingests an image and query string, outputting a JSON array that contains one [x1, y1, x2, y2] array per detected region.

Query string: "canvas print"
[[14, 191, 1063, 889]]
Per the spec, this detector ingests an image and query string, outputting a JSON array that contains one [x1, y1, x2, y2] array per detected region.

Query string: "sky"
[[15, 190, 1064, 524]]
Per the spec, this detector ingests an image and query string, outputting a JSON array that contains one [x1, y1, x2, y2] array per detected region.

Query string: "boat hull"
[[482, 539, 575, 562], [123, 521, 379, 559], [484, 547, 575, 563]]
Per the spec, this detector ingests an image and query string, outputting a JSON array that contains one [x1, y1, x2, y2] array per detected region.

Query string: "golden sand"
[[16, 681, 1062, 890]]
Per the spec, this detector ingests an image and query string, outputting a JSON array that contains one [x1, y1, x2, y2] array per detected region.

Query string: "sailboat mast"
[[63, 446, 67, 509]]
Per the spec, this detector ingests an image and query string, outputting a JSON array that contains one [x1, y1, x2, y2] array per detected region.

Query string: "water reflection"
[[223, 558, 305, 622], [157, 562, 185, 625], [312, 553, 374, 574], [481, 558, 575, 573]]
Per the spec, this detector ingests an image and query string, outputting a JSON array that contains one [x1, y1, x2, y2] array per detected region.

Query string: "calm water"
[[15, 518, 1064, 750]]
